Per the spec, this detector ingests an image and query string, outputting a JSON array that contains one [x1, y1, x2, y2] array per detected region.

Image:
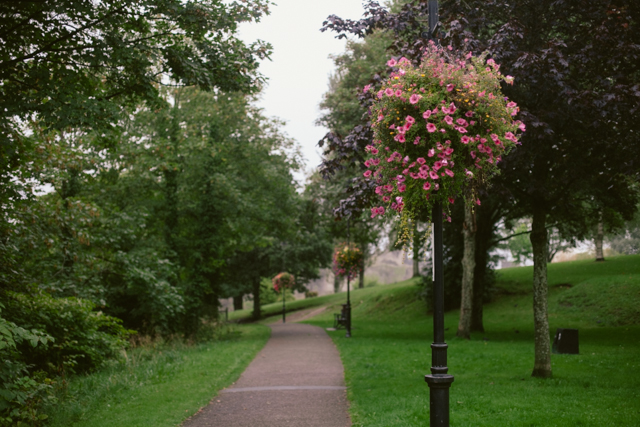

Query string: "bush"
[[4, 291, 131, 374], [0, 304, 56, 426]]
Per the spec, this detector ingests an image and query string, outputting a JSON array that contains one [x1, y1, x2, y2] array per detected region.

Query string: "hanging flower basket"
[[332, 243, 364, 280], [272, 272, 295, 293], [365, 42, 525, 221]]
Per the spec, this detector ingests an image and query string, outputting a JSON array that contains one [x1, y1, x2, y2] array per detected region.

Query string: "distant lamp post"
[[272, 272, 294, 324], [333, 218, 363, 338], [346, 219, 352, 338]]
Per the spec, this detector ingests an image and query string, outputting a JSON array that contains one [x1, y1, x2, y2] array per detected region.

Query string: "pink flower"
[[444, 115, 453, 125], [383, 196, 390, 202], [461, 136, 471, 144], [385, 88, 394, 96], [433, 161, 443, 170], [446, 84, 454, 92], [371, 158, 380, 165], [448, 197, 455, 204], [478, 91, 485, 97], [363, 84, 372, 93], [377, 114, 384, 122], [363, 170, 372, 178], [423, 110, 432, 119], [387, 58, 397, 67], [434, 183, 440, 190], [397, 175, 406, 183], [444, 147, 454, 155], [444, 168, 454, 177], [505, 131, 516, 142], [398, 184, 406, 192], [371, 148, 379, 155], [427, 123, 437, 133], [519, 122, 526, 132], [417, 157, 426, 165], [395, 134, 406, 143], [395, 90, 402, 97], [429, 170, 439, 180], [406, 115, 415, 124], [375, 186, 383, 195], [465, 170, 474, 178], [456, 118, 468, 127], [507, 101, 517, 108], [409, 94, 422, 104], [457, 126, 468, 133], [413, 137, 421, 145], [428, 149, 435, 157], [476, 199, 482, 206], [470, 120, 476, 125], [465, 111, 474, 117], [364, 159, 371, 167], [470, 151, 476, 159], [423, 182, 432, 191], [377, 90, 384, 99], [505, 75, 514, 85]]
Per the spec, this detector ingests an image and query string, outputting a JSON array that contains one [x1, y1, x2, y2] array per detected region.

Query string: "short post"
[[425, 201, 454, 426], [282, 288, 286, 323]]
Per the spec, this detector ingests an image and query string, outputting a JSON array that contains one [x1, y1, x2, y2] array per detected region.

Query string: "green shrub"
[[0, 304, 55, 426], [4, 291, 132, 374]]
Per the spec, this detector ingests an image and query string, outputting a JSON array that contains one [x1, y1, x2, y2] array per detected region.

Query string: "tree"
[[440, 0, 640, 377], [0, 0, 271, 157]]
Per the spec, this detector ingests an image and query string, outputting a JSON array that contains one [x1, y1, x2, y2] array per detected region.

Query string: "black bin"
[[552, 328, 579, 354]]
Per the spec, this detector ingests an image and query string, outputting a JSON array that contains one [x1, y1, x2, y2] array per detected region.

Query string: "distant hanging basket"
[[332, 243, 364, 280], [272, 272, 295, 293]]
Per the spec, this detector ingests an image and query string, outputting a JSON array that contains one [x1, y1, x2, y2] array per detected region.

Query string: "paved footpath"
[[183, 321, 351, 427]]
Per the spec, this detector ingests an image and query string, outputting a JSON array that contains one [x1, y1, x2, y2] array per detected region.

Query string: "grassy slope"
[[46, 324, 270, 427], [304, 255, 640, 426]]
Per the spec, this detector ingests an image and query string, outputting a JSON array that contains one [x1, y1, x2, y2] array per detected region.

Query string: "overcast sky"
[[238, 1, 367, 180]]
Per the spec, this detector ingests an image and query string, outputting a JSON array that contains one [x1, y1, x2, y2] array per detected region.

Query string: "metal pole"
[[425, 202, 454, 426], [282, 286, 286, 323], [346, 218, 352, 338]]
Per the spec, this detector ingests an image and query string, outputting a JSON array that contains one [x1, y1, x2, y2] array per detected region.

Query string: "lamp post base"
[[425, 374, 454, 426]]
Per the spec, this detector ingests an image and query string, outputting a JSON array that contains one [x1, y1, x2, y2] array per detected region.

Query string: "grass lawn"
[[45, 324, 270, 427], [304, 255, 640, 426]]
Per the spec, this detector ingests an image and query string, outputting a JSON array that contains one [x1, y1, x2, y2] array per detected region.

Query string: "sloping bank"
[[45, 324, 270, 427]]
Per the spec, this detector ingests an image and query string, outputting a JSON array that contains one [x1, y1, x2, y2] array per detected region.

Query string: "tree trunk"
[[457, 204, 476, 339], [252, 276, 261, 320], [530, 207, 552, 378], [595, 213, 605, 261], [413, 220, 421, 277], [471, 203, 495, 333], [233, 295, 243, 311]]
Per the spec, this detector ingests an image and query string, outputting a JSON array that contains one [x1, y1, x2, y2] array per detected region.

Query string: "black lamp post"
[[345, 218, 352, 338], [421, 2, 454, 426], [425, 201, 454, 426]]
